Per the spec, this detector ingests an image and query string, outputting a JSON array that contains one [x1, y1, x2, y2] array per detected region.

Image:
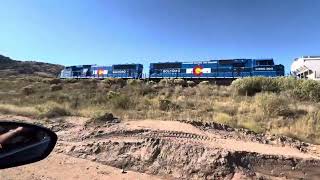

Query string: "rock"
[[66, 145, 76, 153], [94, 113, 119, 123]]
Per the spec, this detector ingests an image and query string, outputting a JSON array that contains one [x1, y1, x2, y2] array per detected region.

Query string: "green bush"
[[232, 77, 264, 96], [232, 77, 320, 102], [276, 77, 299, 91]]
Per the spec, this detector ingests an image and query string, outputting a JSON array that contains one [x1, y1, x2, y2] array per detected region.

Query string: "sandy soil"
[[0, 153, 163, 180]]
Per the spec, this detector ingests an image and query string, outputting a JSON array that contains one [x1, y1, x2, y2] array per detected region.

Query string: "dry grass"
[[2, 76, 320, 144], [0, 104, 38, 117]]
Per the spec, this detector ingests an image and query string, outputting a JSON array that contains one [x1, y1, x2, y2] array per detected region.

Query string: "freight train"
[[59, 59, 284, 81]]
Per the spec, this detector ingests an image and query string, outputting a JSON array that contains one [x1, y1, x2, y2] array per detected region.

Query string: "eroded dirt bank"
[[58, 138, 320, 179], [1, 114, 320, 179]]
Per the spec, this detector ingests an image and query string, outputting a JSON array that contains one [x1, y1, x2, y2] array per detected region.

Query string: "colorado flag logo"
[[193, 65, 203, 76], [186, 65, 211, 76]]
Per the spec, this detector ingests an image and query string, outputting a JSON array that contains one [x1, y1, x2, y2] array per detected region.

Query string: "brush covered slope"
[[0, 54, 63, 77]]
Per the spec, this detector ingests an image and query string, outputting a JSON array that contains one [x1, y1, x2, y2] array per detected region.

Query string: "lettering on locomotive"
[[162, 69, 180, 73]]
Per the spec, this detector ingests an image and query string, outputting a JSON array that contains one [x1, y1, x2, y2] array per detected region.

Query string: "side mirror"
[[0, 121, 57, 169]]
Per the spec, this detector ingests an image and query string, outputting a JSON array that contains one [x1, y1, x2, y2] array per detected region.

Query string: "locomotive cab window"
[[219, 60, 234, 65], [113, 64, 136, 69], [153, 63, 182, 69], [256, 60, 274, 66]]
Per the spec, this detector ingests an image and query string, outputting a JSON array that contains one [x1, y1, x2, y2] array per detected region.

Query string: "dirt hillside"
[[0, 54, 63, 77]]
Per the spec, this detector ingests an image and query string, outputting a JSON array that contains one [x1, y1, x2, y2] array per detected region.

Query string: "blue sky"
[[0, 0, 319, 74]]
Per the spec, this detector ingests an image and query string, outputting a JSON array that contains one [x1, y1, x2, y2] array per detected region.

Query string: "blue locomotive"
[[149, 59, 284, 79], [60, 64, 143, 79]]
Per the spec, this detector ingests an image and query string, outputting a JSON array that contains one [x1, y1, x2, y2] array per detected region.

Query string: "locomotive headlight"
[[98, 69, 104, 75]]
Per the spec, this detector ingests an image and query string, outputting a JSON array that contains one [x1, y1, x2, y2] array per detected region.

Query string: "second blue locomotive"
[[149, 59, 284, 79]]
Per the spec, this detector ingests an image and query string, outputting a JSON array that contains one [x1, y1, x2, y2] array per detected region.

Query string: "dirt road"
[[1, 114, 320, 179]]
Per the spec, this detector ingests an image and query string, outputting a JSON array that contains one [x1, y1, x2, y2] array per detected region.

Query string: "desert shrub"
[[159, 99, 179, 111], [50, 84, 63, 91], [159, 79, 175, 87], [198, 81, 209, 86], [126, 83, 156, 96], [36, 102, 71, 118], [102, 78, 126, 87], [274, 110, 320, 144], [196, 84, 213, 97], [21, 85, 35, 95], [139, 84, 156, 96], [173, 79, 186, 86], [260, 78, 280, 92], [276, 77, 299, 91], [42, 78, 59, 84], [34, 72, 53, 78], [79, 79, 97, 87], [214, 112, 236, 126], [89, 78, 98, 84], [159, 87, 174, 98], [239, 117, 265, 133], [232, 77, 286, 96], [233, 77, 320, 102], [158, 79, 168, 87], [186, 81, 196, 87], [127, 79, 143, 86], [54, 93, 70, 103], [106, 91, 120, 99], [48, 78, 61, 84], [146, 80, 156, 85], [254, 93, 292, 117], [215, 104, 238, 116], [110, 95, 132, 110], [182, 87, 196, 96], [294, 80, 320, 102], [232, 77, 264, 96], [63, 78, 77, 83]]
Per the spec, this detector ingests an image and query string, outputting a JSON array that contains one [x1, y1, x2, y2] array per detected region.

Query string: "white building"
[[291, 56, 320, 80]]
